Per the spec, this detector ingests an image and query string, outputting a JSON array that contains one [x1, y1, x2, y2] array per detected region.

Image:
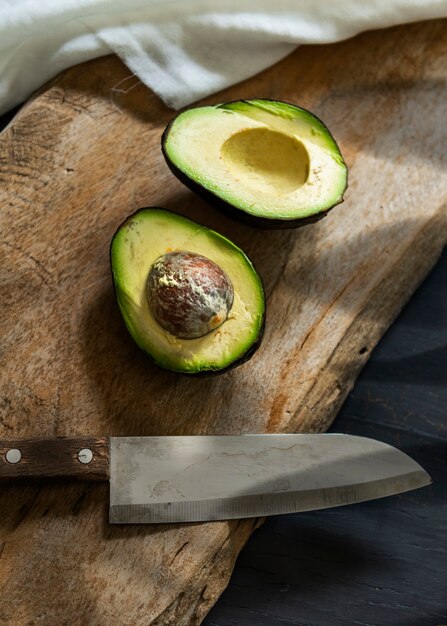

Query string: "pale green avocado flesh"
[[163, 99, 348, 223], [111, 208, 265, 374]]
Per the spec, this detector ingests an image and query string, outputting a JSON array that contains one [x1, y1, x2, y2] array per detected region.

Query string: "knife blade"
[[0, 434, 430, 523], [109, 434, 430, 523]]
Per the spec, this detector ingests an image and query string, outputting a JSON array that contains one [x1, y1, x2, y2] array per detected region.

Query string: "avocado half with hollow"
[[162, 99, 348, 228], [110, 208, 265, 374]]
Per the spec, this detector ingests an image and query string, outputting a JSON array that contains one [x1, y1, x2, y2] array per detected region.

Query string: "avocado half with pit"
[[110, 208, 265, 374], [162, 99, 348, 228]]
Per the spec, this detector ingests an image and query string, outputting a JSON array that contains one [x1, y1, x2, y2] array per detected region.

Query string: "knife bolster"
[[0, 437, 110, 482]]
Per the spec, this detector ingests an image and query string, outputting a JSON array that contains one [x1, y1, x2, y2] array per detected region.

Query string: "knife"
[[0, 434, 430, 523]]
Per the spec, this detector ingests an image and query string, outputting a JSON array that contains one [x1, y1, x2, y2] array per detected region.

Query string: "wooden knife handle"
[[0, 437, 110, 482]]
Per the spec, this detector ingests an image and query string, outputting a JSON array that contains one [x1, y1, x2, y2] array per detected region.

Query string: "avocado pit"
[[147, 251, 234, 339]]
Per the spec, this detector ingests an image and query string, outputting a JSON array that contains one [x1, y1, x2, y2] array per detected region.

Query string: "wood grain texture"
[[206, 252, 447, 625], [0, 437, 109, 482], [0, 19, 446, 626]]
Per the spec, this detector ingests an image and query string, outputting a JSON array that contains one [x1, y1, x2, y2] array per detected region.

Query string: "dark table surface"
[[205, 249, 447, 626], [1, 109, 445, 626]]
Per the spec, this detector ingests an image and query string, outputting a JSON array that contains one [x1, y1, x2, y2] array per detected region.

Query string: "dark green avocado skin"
[[110, 207, 265, 377], [161, 100, 348, 230]]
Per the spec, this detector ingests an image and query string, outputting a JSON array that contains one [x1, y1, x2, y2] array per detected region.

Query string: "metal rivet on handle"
[[78, 448, 93, 464], [6, 448, 22, 464]]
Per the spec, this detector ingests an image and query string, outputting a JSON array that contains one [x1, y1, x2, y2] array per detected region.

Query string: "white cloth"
[[0, 0, 446, 115]]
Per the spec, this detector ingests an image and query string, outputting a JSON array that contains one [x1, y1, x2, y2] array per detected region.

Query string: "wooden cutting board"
[[0, 19, 446, 626]]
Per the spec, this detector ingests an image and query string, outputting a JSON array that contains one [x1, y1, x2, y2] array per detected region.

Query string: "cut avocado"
[[110, 208, 265, 374], [162, 99, 348, 228]]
